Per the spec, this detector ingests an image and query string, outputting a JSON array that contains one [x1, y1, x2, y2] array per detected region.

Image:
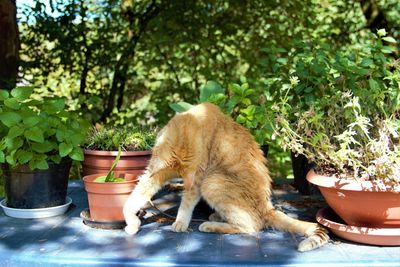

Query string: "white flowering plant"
[[271, 31, 400, 191]]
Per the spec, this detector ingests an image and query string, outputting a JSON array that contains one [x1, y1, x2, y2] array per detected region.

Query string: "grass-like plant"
[[84, 125, 157, 151]]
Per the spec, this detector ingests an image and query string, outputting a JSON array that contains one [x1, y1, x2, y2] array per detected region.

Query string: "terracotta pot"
[[317, 207, 400, 246], [83, 173, 138, 221], [82, 149, 151, 177], [307, 169, 400, 227]]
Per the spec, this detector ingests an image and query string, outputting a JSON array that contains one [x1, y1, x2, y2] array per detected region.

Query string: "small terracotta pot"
[[307, 169, 400, 227], [83, 173, 138, 221], [82, 149, 151, 177]]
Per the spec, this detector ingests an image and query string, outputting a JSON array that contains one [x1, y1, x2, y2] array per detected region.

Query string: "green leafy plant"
[[84, 126, 157, 151], [0, 87, 88, 170], [272, 30, 400, 191]]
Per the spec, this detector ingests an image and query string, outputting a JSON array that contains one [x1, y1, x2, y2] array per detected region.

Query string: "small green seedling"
[[94, 146, 125, 183]]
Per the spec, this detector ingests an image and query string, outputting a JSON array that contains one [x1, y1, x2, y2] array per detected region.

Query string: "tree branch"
[[101, 0, 163, 122]]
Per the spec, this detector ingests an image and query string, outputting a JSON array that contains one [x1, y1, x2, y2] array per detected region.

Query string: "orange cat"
[[123, 103, 329, 251]]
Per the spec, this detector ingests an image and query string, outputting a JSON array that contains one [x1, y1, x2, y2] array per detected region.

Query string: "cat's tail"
[[264, 208, 329, 252]]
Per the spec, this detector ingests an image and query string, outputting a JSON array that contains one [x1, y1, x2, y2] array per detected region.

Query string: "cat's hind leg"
[[209, 212, 224, 222], [199, 173, 261, 234], [199, 206, 258, 234]]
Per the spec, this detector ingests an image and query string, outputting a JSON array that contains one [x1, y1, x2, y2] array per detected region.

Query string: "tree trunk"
[[100, 1, 162, 122], [0, 0, 19, 89], [359, 0, 389, 32]]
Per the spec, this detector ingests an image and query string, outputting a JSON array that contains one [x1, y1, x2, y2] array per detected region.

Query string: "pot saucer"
[[317, 207, 400, 246], [0, 197, 72, 219], [80, 208, 126, 230]]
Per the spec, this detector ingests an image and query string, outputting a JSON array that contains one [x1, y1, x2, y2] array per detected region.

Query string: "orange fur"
[[123, 103, 329, 252]]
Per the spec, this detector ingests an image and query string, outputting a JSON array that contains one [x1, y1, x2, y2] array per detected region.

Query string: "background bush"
[[14, 0, 400, 179]]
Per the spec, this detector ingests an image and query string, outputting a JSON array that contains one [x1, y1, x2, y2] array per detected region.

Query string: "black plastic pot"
[[3, 158, 72, 209], [291, 152, 318, 195], [260, 144, 269, 158]]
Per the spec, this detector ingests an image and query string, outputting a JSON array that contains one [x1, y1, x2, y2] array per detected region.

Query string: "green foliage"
[[271, 32, 400, 190], [0, 87, 88, 170], [16, 0, 400, 179], [85, 125, 157, 151]]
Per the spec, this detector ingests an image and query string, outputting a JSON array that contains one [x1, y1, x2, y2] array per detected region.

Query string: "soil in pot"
[[3, 158, 72, 209], [83, 173, 138, 222]]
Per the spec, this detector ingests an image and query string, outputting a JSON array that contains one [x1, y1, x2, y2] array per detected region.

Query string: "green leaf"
[[4, 98, 21, 110], [236, 114, 246, 123], [32, 142, 54, 153], [44, 98, 65, 113], [0, 151, 4, 163], [50, 154, 62, 164], [169, 102, 193, 113], [56, 129, 66, 141], [5, 137, 23, 150], [11, 87, 34, 100], [67, 132, 85, 146], [200, 81, 224, 102], [277, 57, 288, 64], [23, 116, 41, 127], [69, 148, 84, 161], [16, 150, 33, 164], [33, 159, 49, 170], [105, 147, 121, 182], [241, 98, 251, 105], [244, 89, 255, 97], [94, 175, 124, 183], [8, 126, 24, 139], [59, 142, 73, 157], [369, 79, 379, 91], [304, 87, 313, 93], [360, 58, 373, 67], [6, 154, 16, 165], [0, 112, 22, 127], [381, 46, 395, 54], [229, 83, 243, 95], [0, 90, 9, 101], [382, 36, 396, 43], [24, 127, 44, 143]]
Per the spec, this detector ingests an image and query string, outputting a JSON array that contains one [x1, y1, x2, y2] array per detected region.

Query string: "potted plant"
[[271, 30, 399, 244], [0, 87, 87, 218], [82, 147, 138, 228], [82, 126, 157, 177]]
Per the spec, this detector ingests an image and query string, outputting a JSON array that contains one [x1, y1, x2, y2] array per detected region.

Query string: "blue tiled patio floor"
[[0, 180, 399, 267]]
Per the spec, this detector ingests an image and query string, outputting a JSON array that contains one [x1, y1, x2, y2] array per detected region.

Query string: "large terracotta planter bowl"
[[83, 150, 151, 177], [83, 173, 138, 221], [307, 169, 400, 227], [317, 207, 400, 246]]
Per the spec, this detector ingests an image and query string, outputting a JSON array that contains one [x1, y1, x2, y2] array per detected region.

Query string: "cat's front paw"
[[171, 220, 189, 232], [124, 215, 141, 235]]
